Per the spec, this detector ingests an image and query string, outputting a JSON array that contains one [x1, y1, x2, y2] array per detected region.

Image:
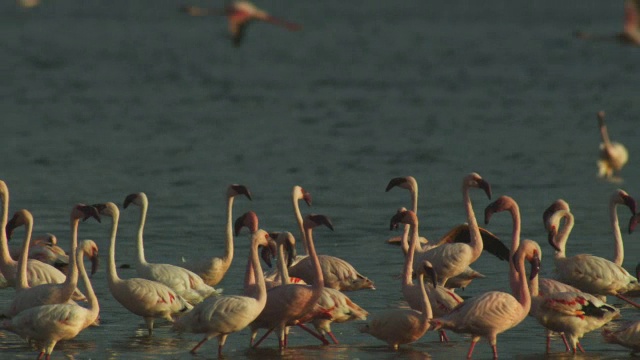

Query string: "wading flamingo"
[[596, 111, 629, 181], [96, 202, 192, 335], [180, 184, 252, 286], [0, 239, 100, 360], [8, 233, 70, 272], [602, 320, 640, 354], [574, 1, 640, 46], [3, 205, 100, 318], [123, 192, 220, 304], [171, 226, 272, 356], [180, 1, 301, 46]]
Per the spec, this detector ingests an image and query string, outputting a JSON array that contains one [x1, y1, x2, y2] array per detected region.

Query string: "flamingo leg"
[[577, 342, 585, 353], [615, 294, 640, 308], [467, 338, 479, 359], [545, 334, 551, 353], [440, 330, 449, 343], [190, 337, 209, 354], [296, 323, 330, 345], [561, 333, 570, 352], [252, 329, 273, 348], [37, 352, 45, 360], [327, 331, 339, 344], [491, 344, 498, 359]]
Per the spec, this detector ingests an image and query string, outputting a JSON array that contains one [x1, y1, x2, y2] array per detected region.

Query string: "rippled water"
[[2, 0, 640, 359]]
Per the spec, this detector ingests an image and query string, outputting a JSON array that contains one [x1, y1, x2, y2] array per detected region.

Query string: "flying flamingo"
[[0, 239, 100, 360], [95, 202, 193, 335], [179, 1, 302, 46], [171, 225, 272, 356], [547, 202, 640, 308], [429, 224, 535, 360], [521, 239, 620, 354], [361, 209, 435, 349], [574, 1, 640, 46], [287, 185, 375, 291], [0, 181, 86, 298], [123, 192, 221, 304], [246, 213, 334, 350], [602, 320, 640, 354], [180, 184, 252, 286], [595, 111, 629, 181], [2, 205, 100, 318]]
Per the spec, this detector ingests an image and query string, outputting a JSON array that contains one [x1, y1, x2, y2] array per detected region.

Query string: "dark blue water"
[[2, 0, 640, 358]]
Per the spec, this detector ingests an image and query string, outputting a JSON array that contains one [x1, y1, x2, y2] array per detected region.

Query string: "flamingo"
[[521, 239, 620, 354], [574, 1, 640, 46], [547, 204, 640, 307], [602, 320, 640, 354], [287, 185, 375, 291], [123, 192, 220, 304], [171, 226, 272, 356], [412, 172, 495, 286], [393, 208, 458, 343], [429, 226, 534, 360], [262, 231, 306, 290], [3, 205, 100, 318], [596, 111, 629, 181], [95, 202, 193, 336], [0, 181, 85, 298], [361, 210, 435, 349], [8, 233, 70, 272], [0, 239, 100, 360], [179, 1, 301, 46], [180, 184, 252, 287], [247, 213, 334, 350]]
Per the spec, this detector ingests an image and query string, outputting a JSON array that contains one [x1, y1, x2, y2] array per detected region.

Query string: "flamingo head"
[[123, 192, 146, 209], [234, 211, 259, 235], [547, 225, 561, 252], [629, 213, 640, 234], [5, 209, 33, 240], [73, 204, 101, 223], [484, 195, 515, 225], [228, 184, 252, 200], [293, 185, 312, 207], [80, 239, 100, 276], [303, 214, 334, 231], [464, 172, 491, 199], [418, 260, 437, 287], [389, 207, 415, 230], [528, 250, 541, 281], [385, 176, 415, 192], [252, 229, 272, 249], [92, 202, 119, 219], [260, 236, 277, 268], [615, 189, 637, 215], [542, 199, 570, 232], [276, 232, 297, 266]]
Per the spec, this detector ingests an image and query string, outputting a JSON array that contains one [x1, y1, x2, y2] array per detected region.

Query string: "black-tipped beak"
[[5, 217, 17, 240], [303, 191, 312, 207], [424, 264, 437, 287], [80, 205, 101, 223], [530, 253, 541, 281], [91, 254, 100, 276], [286, 241, 297, 267], [623, 194, 637, 216], [308, 214, 334, 231], [234, 214, 246, 236], [480, 180, 492, 200], [484, 205, 495, 225], [548, 226, 561, 252], [123, 193, 137, 209], [630, 214, 639, 234], [385, 177, 406, 192], [260, 246, 273, 268], [232, 184, 252, 201]]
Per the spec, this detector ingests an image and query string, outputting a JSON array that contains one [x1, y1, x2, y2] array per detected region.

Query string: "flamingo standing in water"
[[1, 239, 100, 360], [123, 192, 221, 304], [574, 1, 640, 46], [180, 184, 252, 287], [96, 202, 193, 335], [596, 111, 629, 181], [172, 225, 272, 356], [180, 1, 301, 46], [8, 233, 70, 272], [602, 320, 640, 354], [3, 206, 100, 318]]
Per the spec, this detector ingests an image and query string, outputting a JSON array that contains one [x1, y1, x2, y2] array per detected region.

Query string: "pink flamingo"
[[8, 233, 70, 272], [180, 1, 301, 46], [602, 320, 640, 354], [596, 111, 629, 181], [574, 1, 640, 46]]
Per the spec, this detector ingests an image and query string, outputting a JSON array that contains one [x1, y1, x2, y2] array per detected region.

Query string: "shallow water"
[[2, 0, 640, 359]]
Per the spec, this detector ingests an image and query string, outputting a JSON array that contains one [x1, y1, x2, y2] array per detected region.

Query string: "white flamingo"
[[123, 192, 220, 304], [521, 239, 620, 354], [262, 231, 306, 290], [3, 205, 100, 318], [0, 239, 100, 360], [596, 111, 629, 181], [602, 320, 640, 354], [547, 204, 640, 307], [429, 225, 534, 360], [8, 233, 69, 272], [287, 185, 375, 291], [96, 202, 193, 335], [180, 184, 252, 286], [171, 226, 272, 356]]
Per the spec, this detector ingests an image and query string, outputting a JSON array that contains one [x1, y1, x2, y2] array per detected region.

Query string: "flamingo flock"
[[1, 174, 640, 359]]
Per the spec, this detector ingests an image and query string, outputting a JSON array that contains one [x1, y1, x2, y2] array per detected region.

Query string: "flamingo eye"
[[264, 234, 269, 240]]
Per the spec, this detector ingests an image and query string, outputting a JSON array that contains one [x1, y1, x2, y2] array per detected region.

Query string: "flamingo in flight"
[[595, 111, 629, 182], [180, 1, 301, 46], [574, 1, 640, 46], [180, 184, 252, 287]]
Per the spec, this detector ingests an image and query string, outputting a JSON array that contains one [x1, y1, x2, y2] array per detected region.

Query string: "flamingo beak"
[[623, 194, 637, 215], [548, 226, 561, 252], [385, 177, 406, 192], [629, 214, 639, 234], [286, 242, 297, 267], [530, 253, 541, 281], [80, 205, 101, 223], [303, 191, 312, 207], [260, 246, 273, 268], [479, 180, 492, 199], [484, 204, 496, 225], [424, 263, 437, 287], [91, 252, 100, 276]]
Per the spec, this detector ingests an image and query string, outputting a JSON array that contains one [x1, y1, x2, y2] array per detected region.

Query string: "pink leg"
[[491, 344, 498, 359], [577, 343, 585, 353], [37, 352, 45, 360], [327, 331, 339, 344], [561, 334, 570, 352], [296, 324, 330, 345], [252, 329, 273, 348], [546, 334, 551, 353], [616, 294, 640, 308], [467, 340, 478, 359], [440, 330, 449, 343], [190, 337, 208, 354], [217, 343, 223, 357]]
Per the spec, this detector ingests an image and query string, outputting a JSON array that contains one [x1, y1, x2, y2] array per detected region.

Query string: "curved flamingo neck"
[[554, 211, 574, 259], [599, 118, 612, 147], [135, 197, 148, 267], [246, 236, 267, 306], [403, 219, 419, 287], [107, 210, 122, 284], [292, 192, 306, 255], [276, 240, 290, 285], [60, 214, 81, 297], [399, 224, 411, 257], [512, 252, 532, 315], [416, 272, 432, 323], [506, 203, 522, 291], [222, 194, 235, 266], [463, 183, 483, 261], [16, 212, 34, 290], [303, 225, 324, 292], [0, 187, 15, 272], [409, 179, 419, 215], [76, 243, 99, 318], [609, 200, 624, 266]]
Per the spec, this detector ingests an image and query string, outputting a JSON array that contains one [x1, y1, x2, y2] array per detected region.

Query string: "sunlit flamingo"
[[522, 239, 620, 354], [574, 1, 640, 46], [430, 225, 534, 360], [287, 185, 375, 291], [602, 320, 640, 354], [123, 192, 220, 304], [262, 231, 306, 290], [172, 227, 272, 356], [180, 1, 301, 46], [596, 111, 629, 181], [547, 204, 640, 307], [96, 202, 193, 335], [0, 239, 100, 360], [180, 184, 252, 287], [3, 206, 100, 318], [8, 233, 69, 272]]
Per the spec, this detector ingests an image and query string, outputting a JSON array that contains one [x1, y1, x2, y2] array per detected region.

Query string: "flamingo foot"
[[190, 337, 208, 354], [296, 323, 330, 345], [440, 330, 449, 343]]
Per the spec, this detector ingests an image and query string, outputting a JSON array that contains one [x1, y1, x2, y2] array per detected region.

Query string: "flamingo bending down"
[[574, 1, 640, 46], [3, 206, 100, 318], [123, 192, 221, 304], [287, 185, 375, 291], [0, 239, 100, 360], [96, 202, 193, 335], [180, 184, 252, 287], [172, 227, 272, 356], [180, 1, 301, 46], [596, 111, 629, 181], [262, 231, 306, 290], [8, 233, 70, 272], [429, 226, 535, 360], [602, 320, 640, 354]]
